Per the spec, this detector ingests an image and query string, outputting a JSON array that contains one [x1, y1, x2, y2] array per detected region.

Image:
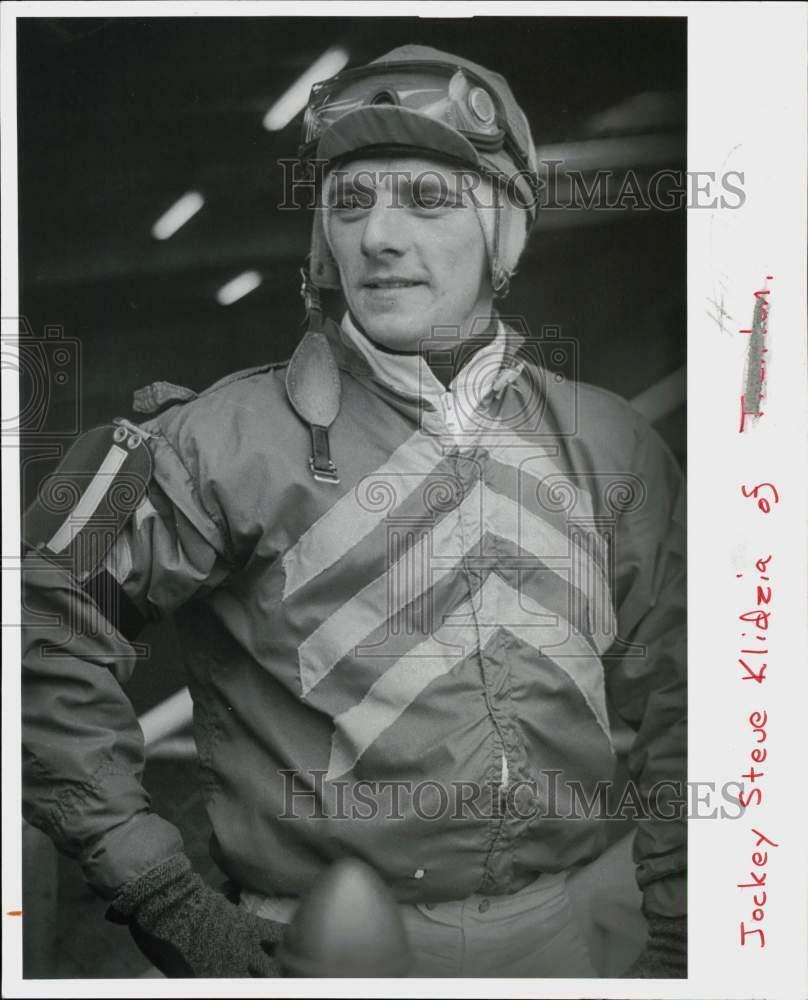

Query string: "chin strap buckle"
[[308, 425, 340, 484]]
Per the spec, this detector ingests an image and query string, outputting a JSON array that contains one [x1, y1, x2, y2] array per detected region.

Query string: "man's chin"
[[354, 318, 428, 354]]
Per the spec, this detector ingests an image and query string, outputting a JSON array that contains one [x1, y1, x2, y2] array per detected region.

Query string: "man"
[[21, 45, 686, 978]]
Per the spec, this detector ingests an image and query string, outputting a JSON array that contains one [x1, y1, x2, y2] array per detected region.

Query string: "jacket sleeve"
[[21, 420, 231, 899], [605, 415, 687, 919]]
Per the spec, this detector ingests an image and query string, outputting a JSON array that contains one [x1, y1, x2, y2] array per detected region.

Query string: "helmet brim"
[[315, 105, 535, 216], [316, 105, 485, 173]]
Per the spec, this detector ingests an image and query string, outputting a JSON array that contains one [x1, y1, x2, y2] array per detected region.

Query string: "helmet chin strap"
[[300, 264, 324, 335], [489, 183, 515, 300]]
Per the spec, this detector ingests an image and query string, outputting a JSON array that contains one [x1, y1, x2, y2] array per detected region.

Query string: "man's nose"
[[359, 196, 405, 258]]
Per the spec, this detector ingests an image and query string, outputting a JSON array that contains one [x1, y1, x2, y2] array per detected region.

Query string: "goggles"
[[299, 61, 538, 200]]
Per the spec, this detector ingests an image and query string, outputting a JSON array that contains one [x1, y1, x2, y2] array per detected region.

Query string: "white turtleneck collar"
[[339, 312, 509, 402]]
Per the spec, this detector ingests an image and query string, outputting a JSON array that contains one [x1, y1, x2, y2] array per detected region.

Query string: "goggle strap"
[[302, 60, 534, 184]]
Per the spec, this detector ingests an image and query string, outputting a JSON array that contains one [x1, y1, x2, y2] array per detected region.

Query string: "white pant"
[[240, 832, 647, 978]]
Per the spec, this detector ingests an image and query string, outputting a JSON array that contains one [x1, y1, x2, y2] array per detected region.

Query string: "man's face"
[[325, 157, 493, 352]]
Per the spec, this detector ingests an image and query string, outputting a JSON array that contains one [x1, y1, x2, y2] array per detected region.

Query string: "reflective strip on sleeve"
[[46, 445, 129, 554]]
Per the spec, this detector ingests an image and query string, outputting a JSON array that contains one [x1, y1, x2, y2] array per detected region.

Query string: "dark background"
[[17, 14, 686, 977]]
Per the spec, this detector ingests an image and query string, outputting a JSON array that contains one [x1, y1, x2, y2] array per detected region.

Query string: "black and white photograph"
[[2, 5, 805, 997]]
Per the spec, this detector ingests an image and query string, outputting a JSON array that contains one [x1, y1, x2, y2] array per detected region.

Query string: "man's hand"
[[625, 913, 687, 978], [106, 853, 285, 977]]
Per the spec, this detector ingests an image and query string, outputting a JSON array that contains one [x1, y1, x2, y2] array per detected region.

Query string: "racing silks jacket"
[[21, 314, 686, 919]]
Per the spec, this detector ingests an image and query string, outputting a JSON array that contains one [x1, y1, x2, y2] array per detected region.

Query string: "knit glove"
[[625, 913, 687, 978], [106, 853, 286, 978]]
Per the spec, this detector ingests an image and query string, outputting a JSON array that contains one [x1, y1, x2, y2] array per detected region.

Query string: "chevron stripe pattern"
[[281, 416, 615, 779]]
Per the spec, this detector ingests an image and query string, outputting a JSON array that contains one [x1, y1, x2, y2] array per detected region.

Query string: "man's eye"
[[332, 191, 374, 211], [409, 187, 462, 211]]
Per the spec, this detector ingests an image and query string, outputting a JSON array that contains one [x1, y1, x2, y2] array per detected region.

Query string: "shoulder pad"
[[23, 422, 152, 582], [132, 363, 289, 416], [132, 380, 197, 416]]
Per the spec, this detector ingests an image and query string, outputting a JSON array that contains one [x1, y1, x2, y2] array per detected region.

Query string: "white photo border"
[[2, 3, 806, 998]]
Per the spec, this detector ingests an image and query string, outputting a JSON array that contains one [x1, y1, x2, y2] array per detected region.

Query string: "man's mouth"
[[363, 278, 425, 289]]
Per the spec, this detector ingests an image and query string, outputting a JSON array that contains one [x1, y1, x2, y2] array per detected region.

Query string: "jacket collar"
[[331, 312, 526, 407]]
